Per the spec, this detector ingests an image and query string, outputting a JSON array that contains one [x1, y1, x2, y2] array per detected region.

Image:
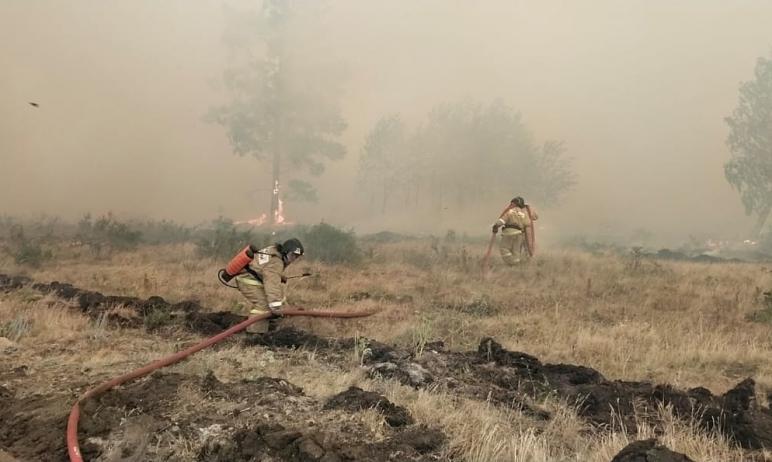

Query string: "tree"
[[725, 55, 772, 237], [358, 100, 575, 217], [208, 0, 346, 222], [526, 140, 575, 206], [357, 115, 408, 212]]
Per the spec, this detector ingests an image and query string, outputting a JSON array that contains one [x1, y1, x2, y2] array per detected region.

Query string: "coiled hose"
[[66, 307, 378, 462]]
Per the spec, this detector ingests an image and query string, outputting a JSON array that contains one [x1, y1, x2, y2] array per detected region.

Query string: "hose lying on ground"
[[66, 307, 378, 462]]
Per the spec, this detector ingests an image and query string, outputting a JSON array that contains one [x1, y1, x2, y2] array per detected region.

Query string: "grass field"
[[2, 237, 771, 461]]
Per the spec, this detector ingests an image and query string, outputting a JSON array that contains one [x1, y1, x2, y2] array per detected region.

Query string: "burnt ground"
[[0, 371, 445, 462], [610, 439, 695, 462], [0, 383, 69, 461], [250, 327, 772, 451], [1, 274, 772, 460], [0, 273, 247, 334]]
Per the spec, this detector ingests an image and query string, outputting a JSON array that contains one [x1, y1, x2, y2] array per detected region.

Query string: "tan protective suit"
[[495, 206, 535, 265], [234, 245, 286, 333]]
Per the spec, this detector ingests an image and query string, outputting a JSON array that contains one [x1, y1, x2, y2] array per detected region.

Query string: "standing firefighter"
[[218, 239, 305, 333], [492, 197, 538, 265]]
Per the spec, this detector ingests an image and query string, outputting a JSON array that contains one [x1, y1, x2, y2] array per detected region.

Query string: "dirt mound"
[[0, 273, 250, 333], [0, 274, 32, 291], [246, 329, 772, 450], [611, 439, 695, 462], [437, 339, 772, 450], [200, 421, 445, 462], [186, 310, 246, 334], [3, 274, 771, 457], [243, 325, 334, 349], [245, 327, 403, 363], [80, 372, 185, 438], [69, 371, 446, 461], [0, 386, 69, 462], [334, 425, 445, 462], [324, 386, 414, 427]]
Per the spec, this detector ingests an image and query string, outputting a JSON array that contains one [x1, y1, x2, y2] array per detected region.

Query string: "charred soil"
[[2, 274, 772, 461]]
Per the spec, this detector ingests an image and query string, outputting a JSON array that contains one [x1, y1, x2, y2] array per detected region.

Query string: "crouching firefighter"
[[492, 197, 537, 265], [218, 239, 305, 333]]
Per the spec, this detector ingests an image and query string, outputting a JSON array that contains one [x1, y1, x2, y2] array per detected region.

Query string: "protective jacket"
[[235, 245, 286, 310], [497, 207, 531, 236], [495, 205, 538, 265]]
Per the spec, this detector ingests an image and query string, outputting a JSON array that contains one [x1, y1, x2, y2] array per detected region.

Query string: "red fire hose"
[[524, 204, 536, 257], [481, 202, 515, 272], [66, 307, 378, 462]]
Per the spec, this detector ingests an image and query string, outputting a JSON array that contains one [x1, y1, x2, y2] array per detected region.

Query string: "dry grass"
[[2, 239, 772, 460]]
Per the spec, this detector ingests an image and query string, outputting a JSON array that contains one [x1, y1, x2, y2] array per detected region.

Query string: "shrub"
[[195, 217, 271, 260], [747, 291, 772, 324], [5, 224, 52, 267], [78, 213, 142, 253], [402, 248, 433, 270], [297, 222, 361, 265], [14, 242, 52, 267], [144, 308, 172, 331], [134, 219, 194, 245], [437, 294, 499, 317], [444, 229, 457, 243], [360, 231, 413, 244], [0, 215, 14, 235]]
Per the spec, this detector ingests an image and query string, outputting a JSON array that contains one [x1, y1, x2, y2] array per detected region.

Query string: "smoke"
[[2, 1, 772, 244]]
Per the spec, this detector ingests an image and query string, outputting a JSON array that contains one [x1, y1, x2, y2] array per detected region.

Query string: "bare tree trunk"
[[270, 40, 285, 225], [270, 150, 280, 223]]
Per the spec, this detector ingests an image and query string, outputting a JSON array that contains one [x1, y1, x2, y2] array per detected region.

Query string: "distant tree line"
[[357, 100, 575, 213], [208, 3, 575, 221]]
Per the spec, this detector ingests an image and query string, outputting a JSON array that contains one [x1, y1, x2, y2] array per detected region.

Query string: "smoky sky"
[[2, 1, 772, 243]]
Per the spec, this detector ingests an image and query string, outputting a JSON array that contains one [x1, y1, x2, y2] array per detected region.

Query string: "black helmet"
[[511, 196, 526, 207], [281, 238, 304, 257]]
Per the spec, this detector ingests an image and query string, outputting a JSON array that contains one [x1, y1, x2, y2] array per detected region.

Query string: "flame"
[[235, 213, 268, 226], [271, 180, 291, 225], [236, 180, 291, 226], [274, 198, 288, 225]]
